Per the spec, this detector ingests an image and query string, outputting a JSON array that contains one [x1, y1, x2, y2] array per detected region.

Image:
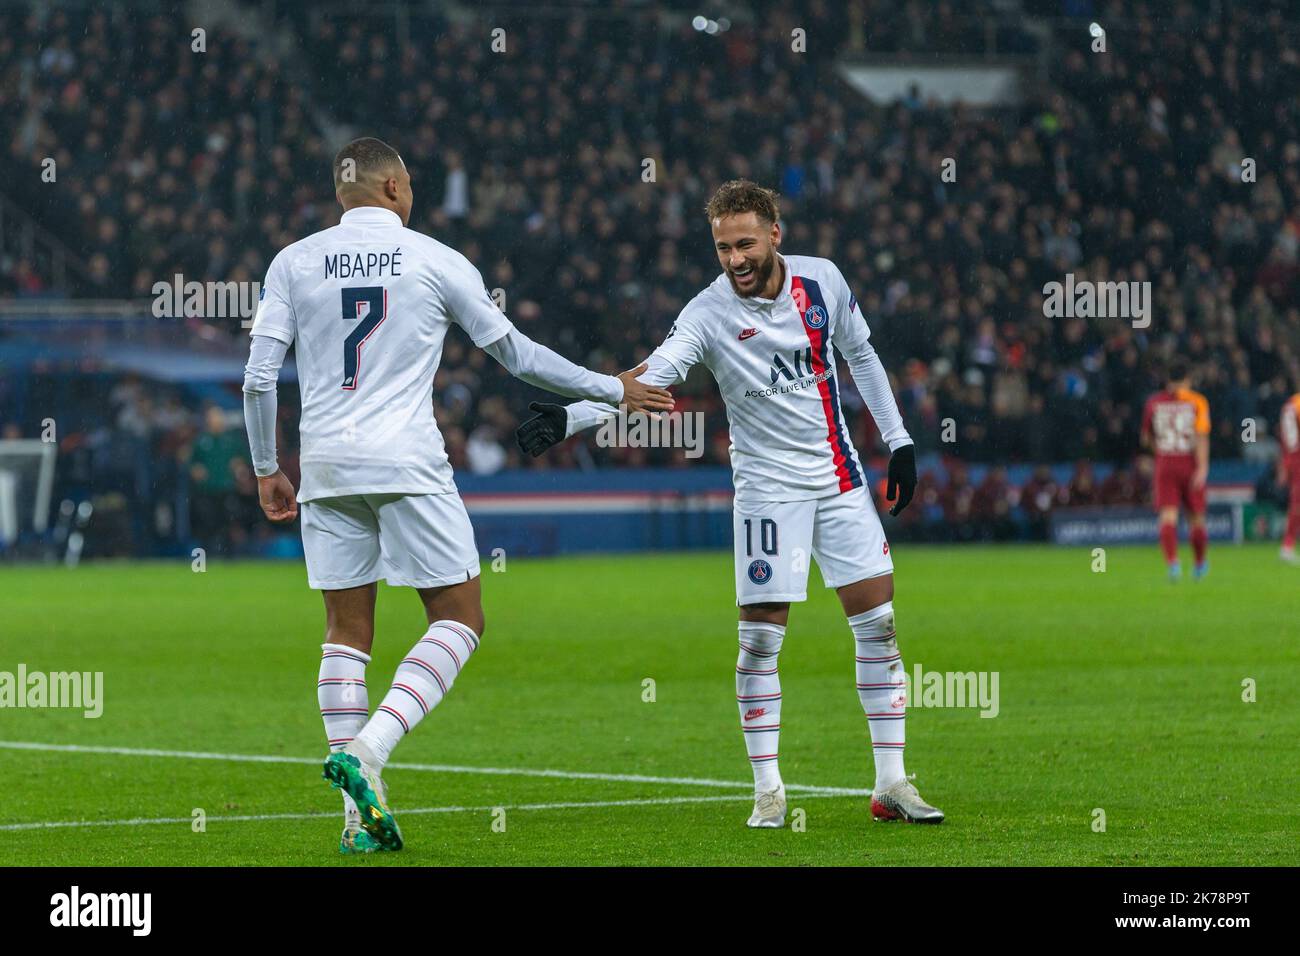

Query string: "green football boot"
[[323, 751, 404, 851], [339, 822, 384, 855]]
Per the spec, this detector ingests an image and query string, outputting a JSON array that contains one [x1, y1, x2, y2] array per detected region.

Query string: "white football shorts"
[[732, 485, 893, 605], [299, 492, 481, 591]]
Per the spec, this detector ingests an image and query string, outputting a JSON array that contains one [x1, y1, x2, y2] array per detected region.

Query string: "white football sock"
[[318, 642, 370, 817], [736, 620, 785, 792], [352, 619, 480, 772], [849, 602, 907, 792]]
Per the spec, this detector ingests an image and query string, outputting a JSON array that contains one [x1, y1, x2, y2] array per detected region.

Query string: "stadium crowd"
[[2, 1, 1299, 550], [32, 363, 1163, 556]]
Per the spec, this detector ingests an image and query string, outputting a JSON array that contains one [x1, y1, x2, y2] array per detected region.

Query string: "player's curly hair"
[[704, 179, 780, 225]]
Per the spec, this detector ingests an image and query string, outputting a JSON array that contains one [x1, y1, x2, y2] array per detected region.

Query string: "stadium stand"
[[1, 0, 1297, 555]]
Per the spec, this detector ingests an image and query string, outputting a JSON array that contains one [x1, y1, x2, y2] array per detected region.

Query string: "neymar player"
[[517, 181, 942, 826]]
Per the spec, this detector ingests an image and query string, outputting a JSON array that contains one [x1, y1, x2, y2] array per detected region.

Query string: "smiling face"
[[711, 211, 782, 298]]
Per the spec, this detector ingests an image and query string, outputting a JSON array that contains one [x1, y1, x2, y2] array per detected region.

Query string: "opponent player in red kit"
[[1140, 360, 1211, 581], [1277, 390, 1300, 563]]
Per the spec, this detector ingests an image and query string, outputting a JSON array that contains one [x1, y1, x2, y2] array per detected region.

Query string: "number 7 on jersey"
[[341, 286, 388, 390]]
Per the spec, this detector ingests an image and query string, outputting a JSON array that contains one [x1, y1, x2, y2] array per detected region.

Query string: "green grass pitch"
[[1, 543, 1295, 866]]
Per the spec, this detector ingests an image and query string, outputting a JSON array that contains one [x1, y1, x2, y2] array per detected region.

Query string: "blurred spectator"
[[2, 0, 1298, 550], [187, 404, 253, 552]]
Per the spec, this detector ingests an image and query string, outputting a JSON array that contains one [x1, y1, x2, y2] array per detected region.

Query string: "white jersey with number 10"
[[649, 254, 909, 505]]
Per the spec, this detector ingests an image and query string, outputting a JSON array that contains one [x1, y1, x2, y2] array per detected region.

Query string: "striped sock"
[[736, 620, 785, 791], [849, 602, 907, 792], [318, 643, 370, 817], [353, 619, 480, 771]]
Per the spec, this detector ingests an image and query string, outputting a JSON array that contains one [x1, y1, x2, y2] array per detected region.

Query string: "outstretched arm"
[[516, 354, 682, 457], [516, 305, 706, 458], [565, 355, 683, 435], [483, 329, 673, 413], [441, 249, 671, 413]]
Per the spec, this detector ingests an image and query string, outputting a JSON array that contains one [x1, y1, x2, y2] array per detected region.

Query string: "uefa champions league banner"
[[457, 466, 736, 555], [1049, 505, 1238, 546]]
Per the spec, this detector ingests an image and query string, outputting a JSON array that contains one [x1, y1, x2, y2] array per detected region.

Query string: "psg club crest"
[[803, 304, 828, 330], [747, 559, 773, 585]]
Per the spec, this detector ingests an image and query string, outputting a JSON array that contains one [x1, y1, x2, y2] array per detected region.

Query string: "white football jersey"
[[250, 206, 512, 502], [651, 255, 895, 504]]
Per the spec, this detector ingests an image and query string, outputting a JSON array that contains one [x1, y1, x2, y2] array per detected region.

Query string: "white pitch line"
[[0, 740, 870, 796], [0, 792, 854, 833]]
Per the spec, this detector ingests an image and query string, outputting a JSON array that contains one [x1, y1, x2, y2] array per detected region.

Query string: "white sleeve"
[[439, 250, 515, 347], [830, 273, 912, 451], [563, 354, 681, 438], [249, 251, 296, 346], [242, 334, 289, 477], [483, 328, 623, 404], [649, 309, 709, 381], [838, 338, 912, 451]]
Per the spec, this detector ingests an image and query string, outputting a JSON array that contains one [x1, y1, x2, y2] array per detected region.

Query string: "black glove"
[[886, 443, 916, 516], [515, 402, 567, 457]]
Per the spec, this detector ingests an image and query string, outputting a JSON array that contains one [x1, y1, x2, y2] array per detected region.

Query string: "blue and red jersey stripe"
[[790, 275, 862, 493]]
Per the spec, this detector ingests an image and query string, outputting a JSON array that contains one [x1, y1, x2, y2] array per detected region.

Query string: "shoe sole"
[[323, 754, 404, 851], [339, 828, 388, 855], [339, 837, 380, 855], [871, 798, 944, 824]]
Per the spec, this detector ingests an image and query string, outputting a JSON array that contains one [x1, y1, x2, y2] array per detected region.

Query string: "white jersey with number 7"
[[249, 207, 515, 503]]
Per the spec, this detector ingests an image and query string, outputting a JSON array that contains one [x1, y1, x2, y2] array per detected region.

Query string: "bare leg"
[[416, 576, 485, 636], [836, 573, 894, 617], [322, 583, 378, 655]]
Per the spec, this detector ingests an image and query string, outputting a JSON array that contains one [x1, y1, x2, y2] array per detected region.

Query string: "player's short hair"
[[333, 137, 404, 190], [705, 180, 780, 226], [1167, 358, 1190, 384]]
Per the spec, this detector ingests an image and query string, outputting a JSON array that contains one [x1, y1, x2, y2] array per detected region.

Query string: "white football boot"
[[871, 774, 944, 824], [746, 784, 787, 828]]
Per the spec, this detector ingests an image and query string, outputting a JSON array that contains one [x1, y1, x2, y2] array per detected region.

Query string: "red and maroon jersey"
[[1141, 387, 1210, 463]]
